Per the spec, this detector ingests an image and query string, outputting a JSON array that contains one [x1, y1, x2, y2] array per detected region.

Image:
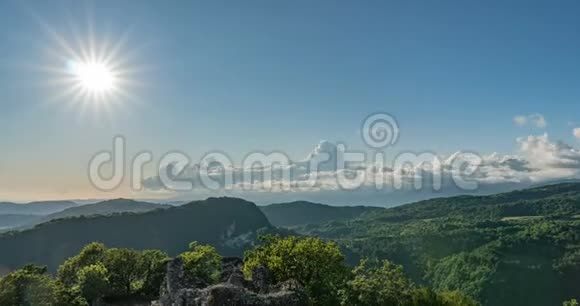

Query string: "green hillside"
[[260, 201, 382, 227], [294, 183, 580, 306]]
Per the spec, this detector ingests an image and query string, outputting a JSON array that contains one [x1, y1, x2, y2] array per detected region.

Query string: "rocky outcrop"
[[158, 257, 308, 306]]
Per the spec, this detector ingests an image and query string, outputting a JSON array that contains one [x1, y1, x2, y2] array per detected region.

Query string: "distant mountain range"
[[32, 199, 169, 226], [0, 199, 168, 231], [259, 201, 382, 227], [0, 201, 78, 215], [0, 197, 271, 271], [0, 197, 382, 231]]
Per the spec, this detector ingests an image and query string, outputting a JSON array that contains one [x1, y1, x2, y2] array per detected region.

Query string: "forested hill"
[[260, 201, 382, 227], [0, 197, 272, 271], [378, 182, 580, 221], [294, 182, 580, 306]]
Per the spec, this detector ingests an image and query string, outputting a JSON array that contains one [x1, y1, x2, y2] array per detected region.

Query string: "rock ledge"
[[157, 257, 308, 306]]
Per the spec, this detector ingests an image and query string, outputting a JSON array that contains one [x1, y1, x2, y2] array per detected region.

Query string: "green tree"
[[439, 290, 479, 306], [103, 248, 142, 296], [339, 259, 414, 306], [58, 242, 106, 287], [57, 242, 169, 300], [410, 288, 479, 306], [243, 235, 348, 305], [53, 282, 88, 306], [563, 299, 579, 306], [411, 287, 445, 306], [138, 249, 170, 298], [180, 241, 222, 284], [75, 263, 109, 304], [0, 264, 58, 306]]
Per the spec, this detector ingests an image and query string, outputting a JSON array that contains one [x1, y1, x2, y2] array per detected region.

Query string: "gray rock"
[[159, 257, 207, 306], [251, 265, 269, 294], [220, 257, 244, 283], [158, 257, 308, 306]]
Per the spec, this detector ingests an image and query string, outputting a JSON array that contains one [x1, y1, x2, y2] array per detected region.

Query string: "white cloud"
[[531, 114, 547, 128], [141, 135, 580, 207], [518, 134, 580, 169], [514, 113, 547, 128], [513, 115, 527, 126], [574, 128, 580, 139]]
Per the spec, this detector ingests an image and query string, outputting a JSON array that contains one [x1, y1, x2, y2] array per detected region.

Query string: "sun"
[[40, 20, 143, 117], [69, 61, 117, 93]]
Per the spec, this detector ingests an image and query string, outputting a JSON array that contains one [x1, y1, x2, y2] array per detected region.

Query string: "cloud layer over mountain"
[[141, 134, 580, 206]]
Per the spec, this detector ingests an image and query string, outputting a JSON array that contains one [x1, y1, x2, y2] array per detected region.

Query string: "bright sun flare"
[[45, 25, 137, 111], [69, 61, 116, 93]]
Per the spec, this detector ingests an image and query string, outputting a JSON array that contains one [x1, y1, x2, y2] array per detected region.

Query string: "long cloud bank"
[[141, 134, 580, 206]]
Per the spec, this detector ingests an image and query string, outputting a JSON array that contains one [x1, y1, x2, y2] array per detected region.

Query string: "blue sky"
[[1, 0, 580, 201]]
